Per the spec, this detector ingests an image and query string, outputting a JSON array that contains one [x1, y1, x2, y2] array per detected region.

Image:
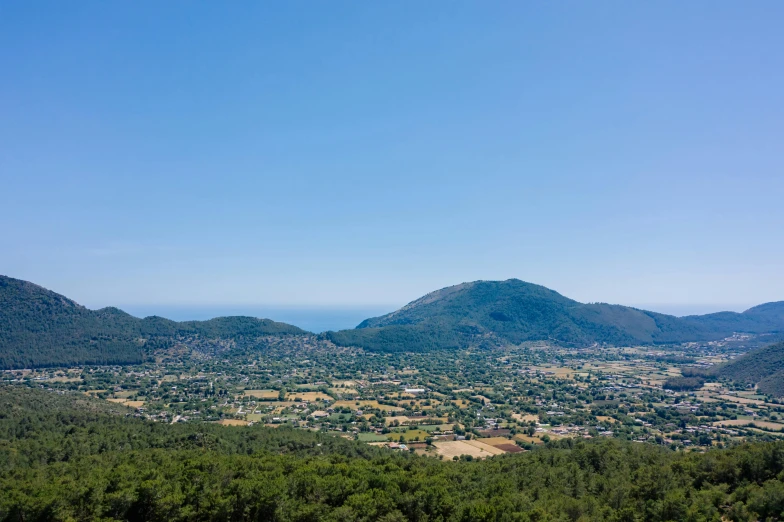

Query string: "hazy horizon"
[[2, 2, 783, 309], [108, 300, 761, 334]]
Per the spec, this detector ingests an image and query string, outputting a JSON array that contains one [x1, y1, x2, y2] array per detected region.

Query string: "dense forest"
[[3, 386, 784, 521], [330, 279, 784, 352], [0, 276, 304, 369]]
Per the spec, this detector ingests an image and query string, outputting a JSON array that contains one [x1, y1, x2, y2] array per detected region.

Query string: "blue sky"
[[2, 2, 783, 317]]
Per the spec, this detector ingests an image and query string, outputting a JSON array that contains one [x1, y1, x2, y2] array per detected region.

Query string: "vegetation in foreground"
[[3, 387, 784, 522]]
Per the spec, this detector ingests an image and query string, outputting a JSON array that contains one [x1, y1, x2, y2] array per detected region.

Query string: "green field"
[[357, 432, 388, 442], [387, 429, 432, 442]]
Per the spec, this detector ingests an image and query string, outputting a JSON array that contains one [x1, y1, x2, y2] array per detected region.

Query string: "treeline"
[[4, 386, 784, 521], [663, 376, 706, 391], [662, 367, 714, 391]]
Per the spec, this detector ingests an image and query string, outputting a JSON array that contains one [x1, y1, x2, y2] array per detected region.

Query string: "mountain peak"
[[328, 279, 784, 353]]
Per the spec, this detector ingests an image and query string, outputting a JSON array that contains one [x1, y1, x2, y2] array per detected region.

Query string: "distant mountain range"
[[326, 279, 784, 352], [0, 275, 303, 369], [3, 275, 784, 369]]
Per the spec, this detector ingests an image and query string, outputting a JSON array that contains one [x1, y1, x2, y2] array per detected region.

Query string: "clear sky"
[[2, 2, 783, 316]]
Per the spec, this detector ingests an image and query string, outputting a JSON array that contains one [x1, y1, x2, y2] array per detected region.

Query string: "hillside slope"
[[717, 341, 784, 396], [328, 279, 784, 352], [0, 275, 305, 369]]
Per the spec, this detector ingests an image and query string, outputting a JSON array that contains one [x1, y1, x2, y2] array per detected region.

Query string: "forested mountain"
[[717, 341, 784, 397], [3, 385, 784, 521], [0, 275, 304, 369], [4, 275, 784, 367], [327, 279, 784, 352]]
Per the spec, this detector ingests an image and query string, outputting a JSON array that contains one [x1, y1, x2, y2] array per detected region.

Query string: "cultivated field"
[[244, 390, 279, 399], [333, 400, 403, 412], [107, 398, 145, 408], [714, 419, 784, 431], [218, 419, 249, 426], [479, 437, 513, 447], [433, 440, 504, 459], [286, 391, 332, 401]]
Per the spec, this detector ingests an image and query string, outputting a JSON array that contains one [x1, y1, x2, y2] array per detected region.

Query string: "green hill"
[[0, 275, 305, 369], [717, 341, 784, 396], [327, 279, 784, 352]]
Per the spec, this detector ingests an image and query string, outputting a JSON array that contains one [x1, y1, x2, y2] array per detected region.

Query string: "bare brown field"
[[596, 416, 618, 423], [107, 398, 145, 408], [512, 413, 539, 422], [244, 390, 279, 399], [464, 439, 506, 455], [480, 437, 513, 447], [332, 380, 357, 387], [433, 441, 497, 459], [714, 419, 784, 431], [219, 419, 250, 426], [717, 395, 767, 406]]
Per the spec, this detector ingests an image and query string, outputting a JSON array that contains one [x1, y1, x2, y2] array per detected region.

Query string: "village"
[[5, 332, 784, 460]]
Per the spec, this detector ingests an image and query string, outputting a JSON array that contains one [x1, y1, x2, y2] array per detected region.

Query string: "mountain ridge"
[[0, 275, 305, 369], [329, 279, 784, 352], [4, 275, 784, 366], [716, 341, 784, 397]]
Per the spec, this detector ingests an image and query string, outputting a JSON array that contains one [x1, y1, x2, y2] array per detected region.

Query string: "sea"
[[117, 305, 397, 333]]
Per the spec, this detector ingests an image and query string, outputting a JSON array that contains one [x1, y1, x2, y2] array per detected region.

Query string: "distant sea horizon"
[[631, 303, 752, 317], [114, 303, 755, 333], [116, 305, 399, 333]]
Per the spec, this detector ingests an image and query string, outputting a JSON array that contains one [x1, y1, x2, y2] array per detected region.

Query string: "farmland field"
[[714, 419, 784, 431], [333, 400, 403, 412], [357, 433, 388, 442], [387, 429, 432, 442], [244, 390, 279, 399], [218, 419, 249, 426], [433, 440, 502, 459], [286, 391, 332, 401]]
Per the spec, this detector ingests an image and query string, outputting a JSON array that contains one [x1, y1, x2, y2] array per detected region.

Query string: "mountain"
[[326, 279, 784, 352], [681, 301, 784, 334], [717, 341, 784, 396], [0, 275, 305, 369]]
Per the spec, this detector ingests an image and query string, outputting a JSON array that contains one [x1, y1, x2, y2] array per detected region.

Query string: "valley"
[[8, 330, 784, 459]]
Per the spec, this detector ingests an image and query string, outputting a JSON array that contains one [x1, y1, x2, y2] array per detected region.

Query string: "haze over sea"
[[119, 305, 397, 333], [117, 302, 751, 333]]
